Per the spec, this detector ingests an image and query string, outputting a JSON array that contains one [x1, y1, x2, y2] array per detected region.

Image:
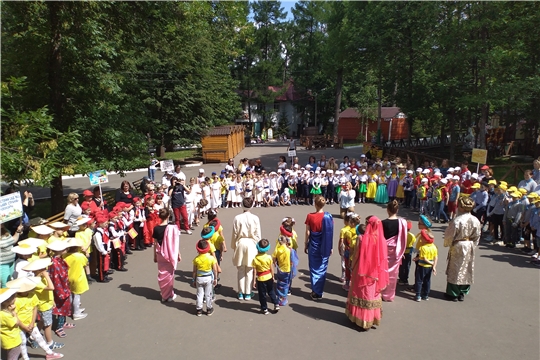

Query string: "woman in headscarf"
[[304, 196, 334, 300], [443, 196, 481, 302], [346, 216, 388, 330], [153, 208, 181, 302]]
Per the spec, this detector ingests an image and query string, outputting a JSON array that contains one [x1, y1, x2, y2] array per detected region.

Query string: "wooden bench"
[[45, 192, 115, 224]]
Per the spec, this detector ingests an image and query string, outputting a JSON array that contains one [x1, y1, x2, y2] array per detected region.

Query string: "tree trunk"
[[48, 1, 65, 214], [332, 68, 343, 138], [449, 108, 456, 161]]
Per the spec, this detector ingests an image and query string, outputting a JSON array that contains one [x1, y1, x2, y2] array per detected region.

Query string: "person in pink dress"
[[381, 200, 407, 301], [152, 208, 181, 302], [345, 216, 388, 330]]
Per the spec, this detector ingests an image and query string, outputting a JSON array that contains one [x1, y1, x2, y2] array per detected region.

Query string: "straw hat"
[[48, 222, 69, 229], [11, 243, 37, 255], [6, 276, 39, 293], [75, 217, 91, 226], [0, 288, 17, 304], [66, 237, 83, 248], [47, 240, 70, 252], [18, 238, 47, 248], [31, 225, 54, 236], [22, 258, 52, 271]]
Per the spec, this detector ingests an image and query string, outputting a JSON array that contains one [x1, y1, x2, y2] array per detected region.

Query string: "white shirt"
[[174, 171, 186, 181]]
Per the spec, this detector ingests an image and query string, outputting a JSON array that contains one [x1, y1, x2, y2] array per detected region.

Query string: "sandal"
[[49, 341, 65, 350], [63, 323, 76, 329], [54, 328, 66, 338]]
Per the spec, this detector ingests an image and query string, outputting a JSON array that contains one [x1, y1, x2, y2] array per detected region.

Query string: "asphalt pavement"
[[17, 143, 540, 360]]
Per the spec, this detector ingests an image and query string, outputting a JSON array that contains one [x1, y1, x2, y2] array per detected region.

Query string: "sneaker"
[[237, 293, 244, 300], [79, 308, 86, 313], [274, 304, 280, 312], [185, 230, 193, 235], [244, 294, 251, 301], [415, 296, 421, 302], [261, 309, 269, 315], [532, 253, 539, 259], [457, 294, 465, 302], [48, 342, 65, 350], [422, 296, 429, 301], [310, 292, 321, 301], [398, 281, 409, 286], [167, 293, 177, 302], [527, 250, 537, 256], [342, 283, 350, 291], [46, 353, 64, 360], [73, 313, 88, 321], [196, 309, 202, 317], [206, 307, 214, 316]]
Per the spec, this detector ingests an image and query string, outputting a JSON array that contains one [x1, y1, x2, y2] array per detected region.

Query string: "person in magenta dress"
[[387, 169, 399, 201], [304, 196, 333, 301], [153, 208, 181, 302], [346, 215, 388, 330], [381, 200, 407, 301]]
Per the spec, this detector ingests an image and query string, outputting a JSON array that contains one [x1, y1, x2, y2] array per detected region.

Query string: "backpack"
[[417, 185, 426, 199], [435, 187, 443, 202]]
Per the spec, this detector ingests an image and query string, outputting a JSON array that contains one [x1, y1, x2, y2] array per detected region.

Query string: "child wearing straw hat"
[[46, 222, 69, 244], [29, 225, 55, 258], [7, 277, 64, 359], [22, 258, 64, 350], [0, 287, 22, 360], [11, 243, 38, 279], [64, 237, 89, 321]]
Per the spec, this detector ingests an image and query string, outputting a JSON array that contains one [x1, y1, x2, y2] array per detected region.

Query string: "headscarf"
[[280, 226, 293, 237], [357, 216, 389, 293], [420, 229, 434, 244], [458, 196, 475, 212]]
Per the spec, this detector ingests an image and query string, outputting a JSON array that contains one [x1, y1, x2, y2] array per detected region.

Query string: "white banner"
[[0, 192, 23, 224]]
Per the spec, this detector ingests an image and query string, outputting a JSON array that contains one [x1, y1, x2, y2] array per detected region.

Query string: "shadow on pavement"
[[213, 299, 260, 313], [289, 303, 351, 328], [118, 283, 162, 301]]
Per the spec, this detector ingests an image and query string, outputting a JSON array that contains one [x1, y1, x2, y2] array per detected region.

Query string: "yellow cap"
[[519, 188, 528, 194], [527, 192, 539, 198], [510, 192, 521, 198], [499, 181, 507, 186], [508, 186, 517, 192], [471, 183, 481, 189], [488, 180, 497, 185], [498, 184, 508, 191]]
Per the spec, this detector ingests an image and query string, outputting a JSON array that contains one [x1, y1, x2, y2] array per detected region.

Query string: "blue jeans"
[[148, 168, 156, 181], [437, 201, 449, 222], [414, 264, 433, 298], [399, 252, 412, 283], [257, 278, 278, 310]]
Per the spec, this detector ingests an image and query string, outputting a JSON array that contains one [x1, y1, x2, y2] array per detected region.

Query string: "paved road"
[[17, 143, 539, 359], [23, 202, 539, 360]]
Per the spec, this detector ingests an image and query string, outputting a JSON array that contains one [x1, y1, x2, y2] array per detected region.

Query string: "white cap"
[[453, 175, 460, 180], [422, 169, 430, 174], [471, 173, 479, 179], [360, 154, 366, 158], [446, 174, 453, 179], [416, 168, 422, 172], [293, 164, 299, 169], [316, 167, 321, 172], [421, 178, 429, 183], [352, 168, 358, 172], [277, 169, 282, 173], [199, 168, 204, 173], [448, 167, 454, 172], [407, 170, 413, 174], [315, 170, 320, 174], [306, 165, 312, 170], [440, 178, 448, 184], [327, 169, 333, 173], [362, 169, 367, 172]]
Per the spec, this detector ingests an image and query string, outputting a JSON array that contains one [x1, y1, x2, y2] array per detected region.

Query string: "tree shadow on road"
[[289, 303, 352, 328], [118, 284, 162, 301]]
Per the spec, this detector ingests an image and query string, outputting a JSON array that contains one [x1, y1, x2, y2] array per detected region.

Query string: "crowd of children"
[[3, 151, 540, 356]]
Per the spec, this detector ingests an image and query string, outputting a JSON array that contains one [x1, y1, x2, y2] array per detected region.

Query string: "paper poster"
[[471, 148, 488, 165], [89, 170, 108, 186], [127, 228, 138, 239], [160, 160, 174, 172], [288, 150, 297, 157], [0, 192, 23, 224]]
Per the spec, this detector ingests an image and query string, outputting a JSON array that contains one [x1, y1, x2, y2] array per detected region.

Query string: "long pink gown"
[[346, 217, 389, 329], [156, 224, 180, 301], [381, 218, 407, 301]]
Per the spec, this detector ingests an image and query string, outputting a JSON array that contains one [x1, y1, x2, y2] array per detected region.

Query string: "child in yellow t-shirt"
[[252, 239, 279, 315], [192, 240, 218, 317], [22, 258, 63, 350], [7, 277, 64, 360], [338, 214, 352, 282], [273, 235, 291, 306], [343, 214, 361, 291], [398, 220, 417, 286], [64, 238, 90, 321], [74, 217, 95, 284], [0, 288, 23, 360], [413, 230, 438, 302]]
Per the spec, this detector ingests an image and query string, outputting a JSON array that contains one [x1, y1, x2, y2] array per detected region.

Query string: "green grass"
[[160, 149, 199, 161], [344, 142, 363, 148]]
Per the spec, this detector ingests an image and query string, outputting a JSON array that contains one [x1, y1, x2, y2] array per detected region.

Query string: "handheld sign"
[[89, 170, 108, 186], [0, 192, 24, 224], [160, 160, 174, 172], [471, 148, 488, 173], [288, 150, 296, 158]]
